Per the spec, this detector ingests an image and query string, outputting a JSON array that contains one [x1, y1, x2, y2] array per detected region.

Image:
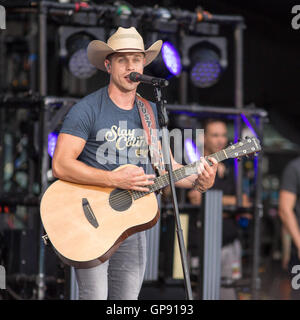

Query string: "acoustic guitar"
[[40, 137, 261, 268]]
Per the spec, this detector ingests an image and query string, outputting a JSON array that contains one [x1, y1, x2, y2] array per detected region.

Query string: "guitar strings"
[[108, 174, 171, 203], [108, 162, 201, 204], [108, 167, 187, 202], [108, 146, 256, 204], [110, 149, 246, 201], [108, 169, 187, 204], [108, 177, 165, 203], [108, 152, 227, 205]]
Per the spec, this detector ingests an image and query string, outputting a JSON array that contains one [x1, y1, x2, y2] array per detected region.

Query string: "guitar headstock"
[[224, 137, 261, 159]]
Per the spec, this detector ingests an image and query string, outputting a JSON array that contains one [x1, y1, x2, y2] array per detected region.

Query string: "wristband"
[[192, 179, 206, 193]]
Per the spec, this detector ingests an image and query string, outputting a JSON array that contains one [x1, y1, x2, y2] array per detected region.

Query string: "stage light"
[[48, 132, 58, 158], [145, 37, 181, 79], [189, 43, 223, 88], [169, 113, 203, 165], [181, 36, 227, 90], [184, 138, 201, 163], [68, 47, 96, 79], [190, 52, 222, 88], [66, 33, 97, 79], [161, 41, 182, 76], [144, 8, 180, 79], [114, 3, 138, 28], [154, 7, 172, 21], [59, 26, 105, 79], [116, 4, 132, 16]]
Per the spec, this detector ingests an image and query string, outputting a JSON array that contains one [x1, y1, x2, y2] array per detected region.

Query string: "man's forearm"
[[222, 195, 236, 206], [280, 209, 300, 250], [52, 158, 114, 188]]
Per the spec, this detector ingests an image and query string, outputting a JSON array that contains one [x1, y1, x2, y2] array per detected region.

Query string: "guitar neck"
[[131, 149, 228, 200]]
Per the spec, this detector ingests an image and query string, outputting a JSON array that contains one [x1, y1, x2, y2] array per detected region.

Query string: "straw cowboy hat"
[[87, 27, 162, 72]]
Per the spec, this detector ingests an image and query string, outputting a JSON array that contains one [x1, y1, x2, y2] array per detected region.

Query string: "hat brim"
[[87, 40, 162, 72]]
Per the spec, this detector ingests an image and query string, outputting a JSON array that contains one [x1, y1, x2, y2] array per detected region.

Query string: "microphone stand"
[[153, 85, 194, 300]]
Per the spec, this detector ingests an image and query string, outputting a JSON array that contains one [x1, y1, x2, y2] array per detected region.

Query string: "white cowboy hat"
[[87, 27, 162, 72]]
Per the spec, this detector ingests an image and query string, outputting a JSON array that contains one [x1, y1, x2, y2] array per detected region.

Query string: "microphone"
[[129, 72, 169, 87]]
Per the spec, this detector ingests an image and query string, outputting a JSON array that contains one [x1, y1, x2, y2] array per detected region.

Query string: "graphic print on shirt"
[[96, 120, 149, 166]]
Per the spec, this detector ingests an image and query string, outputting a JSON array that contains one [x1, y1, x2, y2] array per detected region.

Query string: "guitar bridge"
[[82, 198, 99, 228]]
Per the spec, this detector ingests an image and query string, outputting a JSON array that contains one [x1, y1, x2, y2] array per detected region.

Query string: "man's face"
[[204, 122, 228, 154], [105, 52, 145, 92]]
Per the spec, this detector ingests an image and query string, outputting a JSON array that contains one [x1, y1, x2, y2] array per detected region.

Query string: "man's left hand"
[[195, 157, 218, 192]]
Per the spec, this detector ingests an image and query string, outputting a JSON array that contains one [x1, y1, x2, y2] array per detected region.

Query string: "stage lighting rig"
[[152, 7, 177, 33], [114, 1, 138, 28]]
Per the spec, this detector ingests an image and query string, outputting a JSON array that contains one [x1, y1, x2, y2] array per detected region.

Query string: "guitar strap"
[[135, 94, 165, 176]]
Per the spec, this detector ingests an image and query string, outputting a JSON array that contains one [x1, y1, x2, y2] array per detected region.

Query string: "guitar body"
[[40, 164, 159, 268]]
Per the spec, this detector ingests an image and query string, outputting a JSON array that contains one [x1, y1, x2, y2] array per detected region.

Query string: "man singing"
[[52, 27, 218, 300]]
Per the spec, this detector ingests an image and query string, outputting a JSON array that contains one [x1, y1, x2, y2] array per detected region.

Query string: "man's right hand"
[[110, 166, 155, 192]]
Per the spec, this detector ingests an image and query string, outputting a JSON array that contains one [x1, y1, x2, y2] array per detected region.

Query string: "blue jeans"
[[74, 231, 147, 300]]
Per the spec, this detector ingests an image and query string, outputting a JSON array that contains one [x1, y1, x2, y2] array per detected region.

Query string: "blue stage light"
[[190, 48, 222, 88], [48, 132, 58, 158], [66, 33, 97, 79], [161, 41, 182, 76], [69, 48, 97, 79], [184, 138, 201, 163]]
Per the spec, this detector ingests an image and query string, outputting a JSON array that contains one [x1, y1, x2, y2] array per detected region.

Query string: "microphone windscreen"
[[129, 72, 140, 82]]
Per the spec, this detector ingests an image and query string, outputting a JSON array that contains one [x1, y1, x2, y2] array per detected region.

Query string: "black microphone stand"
[[153, 85, 194, 300]]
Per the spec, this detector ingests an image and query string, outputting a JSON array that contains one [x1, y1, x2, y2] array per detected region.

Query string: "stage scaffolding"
[[0, 1, 267, 300]]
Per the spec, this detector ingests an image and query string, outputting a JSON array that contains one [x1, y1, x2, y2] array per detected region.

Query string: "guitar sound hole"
[[109, 189, 133, 212]]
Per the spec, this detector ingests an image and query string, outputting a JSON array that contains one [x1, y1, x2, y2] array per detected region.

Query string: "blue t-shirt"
[[60, 86, 159, 175]]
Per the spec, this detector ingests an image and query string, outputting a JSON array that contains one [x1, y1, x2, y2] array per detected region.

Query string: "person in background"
[[279, 156, 300, 300], [187, 118, 251, 300]]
